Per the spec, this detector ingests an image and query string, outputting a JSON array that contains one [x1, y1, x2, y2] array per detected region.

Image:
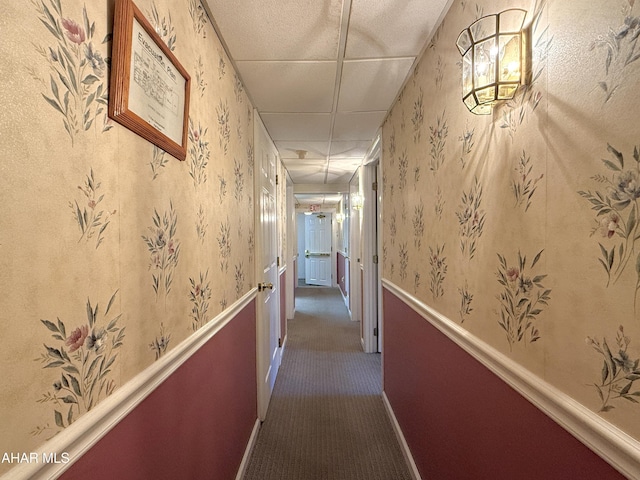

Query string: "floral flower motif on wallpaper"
[[189, 0, 208, 38], [234, 159, 245, 201], [499, 0, 549, 138], [149, 323, 171, 361], [150, 146, 169, 180], [414, 272, 421, 294], [234, 73, 245, 103], [218, 171, 228, 204], [196, 204, 207, 243], [513, 150, 544, 213], [429, 110, 449, 173], [587, 325, 640, 412], [429, 244, 447, 299], [247, 143, 255, 176], [413, 200, 425, 250], [218, 50, 227, 79], [412, 89, 424, 144], [578, 144, 640, 305], [399, 242, 409, 281], [458, 122, 475, 169], [142, 201, 181, 302], [33, 291, 125, 437], [218, 217, 232, 273], [217, 99, 231, 156], [188, 117, 210, 187], [235, 262, 245, 298], [590, 1, 640, 103], [31, 0, 112, 146], [456, 176, 486, 261], [189, 270, 212, 331], [414, 165, 421, 189], [389, 212, 397, 246], [69, 168, 116, 249], [195, 55, 207, 97], [458, 282, 473, 323], [496, 250, 551, 350], [435, 186, 445, 221], [147, 2, 176, 51], [398, 150, 408, 190]]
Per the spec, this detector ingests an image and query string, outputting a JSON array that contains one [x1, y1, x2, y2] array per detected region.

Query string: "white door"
[[254, 113, 280, 420], [305, 213, 332, 286]]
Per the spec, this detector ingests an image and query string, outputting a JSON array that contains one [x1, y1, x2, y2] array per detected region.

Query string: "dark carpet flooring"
[[242, 287, 412, 480]]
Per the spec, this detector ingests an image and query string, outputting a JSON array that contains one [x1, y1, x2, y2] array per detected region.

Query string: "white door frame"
[[254, 111, 281, 420], [361, 134, 382, 354]]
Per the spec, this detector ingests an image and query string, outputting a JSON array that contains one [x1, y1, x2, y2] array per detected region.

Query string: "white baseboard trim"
[[2, 289, 257, 480], [382, 392, 421, 480], [235, 419, 261, 480], [382, 279, 640, 480]]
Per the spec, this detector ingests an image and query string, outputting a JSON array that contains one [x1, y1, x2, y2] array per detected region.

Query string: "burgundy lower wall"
[[61, 300, 257, 480], [383, 287, 624, 480]]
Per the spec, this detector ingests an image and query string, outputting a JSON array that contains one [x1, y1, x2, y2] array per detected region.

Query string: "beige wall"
[[0, 0, 255, 471], [382, 0, 640, 440]]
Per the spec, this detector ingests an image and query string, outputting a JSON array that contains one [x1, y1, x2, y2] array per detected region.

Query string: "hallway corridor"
[[242, 287, 412, 480]]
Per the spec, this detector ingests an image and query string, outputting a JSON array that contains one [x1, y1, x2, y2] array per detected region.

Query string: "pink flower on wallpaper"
[[599, 212, 620, 238], [65, 325, 88, 352], [506, 267, 519, 283], [61, 18, 85, 44]]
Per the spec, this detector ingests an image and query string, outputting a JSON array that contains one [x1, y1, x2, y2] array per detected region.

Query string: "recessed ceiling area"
[[203, 0, 452, 189]]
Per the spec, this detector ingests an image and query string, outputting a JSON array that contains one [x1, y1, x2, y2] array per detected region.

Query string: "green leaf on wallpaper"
[[627, 205, 637, 236], [61, 395, 76, 404], [62, 365, 79, 375], [70, 376, 82, 397], [602, 362, 609, 384], [54, 410, 64, 428], [44, 361, 64, 368], [607, 144, 624, 168], [634, 146, 639, 163], [67, 406, 74, 426], [603, 160, 621, 172], [42, 94, 63, 114], [82, 75, 100, 86], [41, 319, 59, 333]]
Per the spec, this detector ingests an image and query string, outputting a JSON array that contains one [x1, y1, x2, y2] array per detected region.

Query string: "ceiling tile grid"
[[204, 0, 452, 186]]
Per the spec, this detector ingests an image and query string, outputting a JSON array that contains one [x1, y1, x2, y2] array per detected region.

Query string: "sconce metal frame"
[[456, 9, 530, 115]]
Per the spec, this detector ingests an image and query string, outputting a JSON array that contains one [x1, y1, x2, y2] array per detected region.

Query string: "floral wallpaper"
[[0, 0, 254, 473], [382, 0, 640, 441]]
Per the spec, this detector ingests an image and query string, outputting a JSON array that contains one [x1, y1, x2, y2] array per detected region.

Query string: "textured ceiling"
[[204, 0, 452, 202]]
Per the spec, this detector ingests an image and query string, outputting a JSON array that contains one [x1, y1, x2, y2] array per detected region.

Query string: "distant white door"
[[255, 114, 280, 420], [305, 213, 332, 286]]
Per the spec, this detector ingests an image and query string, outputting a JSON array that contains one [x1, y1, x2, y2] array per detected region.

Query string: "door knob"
[[258, 282, 274, 292]]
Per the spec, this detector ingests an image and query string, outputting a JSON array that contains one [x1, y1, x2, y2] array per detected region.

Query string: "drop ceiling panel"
[[288, 170, 328, 184], [261, 113, 332, 142], [206, 0, 343, 60], [276, 141, 330, 159], [345, 0, 448, 58], [236, 61, 336, 112], [338, 58, 414, 112], [329, 141, 371, 157], [332, 112, 387, 141]]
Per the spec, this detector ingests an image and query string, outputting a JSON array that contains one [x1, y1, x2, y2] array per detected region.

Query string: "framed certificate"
[[109, 0, 190, 161]]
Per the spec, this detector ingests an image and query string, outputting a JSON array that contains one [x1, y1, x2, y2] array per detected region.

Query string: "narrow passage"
[[243, 287, 412, 480]]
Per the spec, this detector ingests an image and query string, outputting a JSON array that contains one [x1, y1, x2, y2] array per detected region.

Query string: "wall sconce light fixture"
[[456, 9, 529, 115], [351, 193, 363, 211]]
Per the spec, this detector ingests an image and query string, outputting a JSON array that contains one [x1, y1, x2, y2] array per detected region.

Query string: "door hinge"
[[277, 256, 280, 267], [373, 254, 379, 264], [372, 181, 378, 191], [276, 174, 279, 185], [373, 327, 378, 337], [278, 338, 282, 348]]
